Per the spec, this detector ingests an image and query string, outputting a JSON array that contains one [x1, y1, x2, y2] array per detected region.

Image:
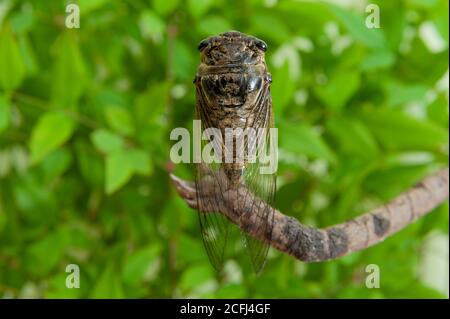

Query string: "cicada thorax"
[[199, 71, 263, 108], [197, 68, 268, 185]]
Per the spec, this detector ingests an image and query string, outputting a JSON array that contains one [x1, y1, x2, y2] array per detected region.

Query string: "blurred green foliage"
[[0, 0, 448, 298]]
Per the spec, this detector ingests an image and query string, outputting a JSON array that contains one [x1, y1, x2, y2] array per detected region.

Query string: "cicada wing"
[[196, 163, 231, 271], [195, 85, 231, 271], [240, 84, 277, 274], [241, 166, 276, 273]]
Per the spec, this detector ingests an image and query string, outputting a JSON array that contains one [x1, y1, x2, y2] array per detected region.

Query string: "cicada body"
[[193, 31, 277, 273]]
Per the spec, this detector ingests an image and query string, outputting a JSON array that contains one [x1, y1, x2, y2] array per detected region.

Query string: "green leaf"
[[29, 111, 75, 164], [13, 173, 57, 225], [10, 9, 34, 34], [173, 40, 196, 81], [78, 0, 109, 14], [0, 94, 10, 134], [363, 165, 431, 200], [40, 148, 72, 183], [153, 0, 180, 16], [251, 12, 291, 43], [91, 263, 124, 298], [280, 121, 336, 162], [216, 284, 247, 298], [330, 4, 387, 49], [433, 14, 449, 43], [105, 106, 135, 136], [408, 0, 439, 9], [18, 35, 38, 75], [0, 24, 26, 90], [359, 109, 448, 151], [361, 50, 396, 71], [188, 0, 214, 17], [326, 116, 379, 158], [105, 150, 134, 195], [0, 209, 7, 237], [51, 32, 86, 111], [271, 61, 296, 113], [385, 82, 428, 107], [24, 231, 63, 276], [135, 82, 169, 126], [45, 273, 83, 299], [105, 148, 152, 194], [139, 10, 165, 41], [122, 244, 161, 285], [315, 70, 360, 112], [128, 149, 152, 175], [197, 16, 232, 37], [427, 94, 449, 127], [180, 263, 215, 290], [75, 140, 104, 187], [91, 129, 124, 154], [277, 1, 334, 30], [177, 235, 205, 264], [160, 196, 190, 236]]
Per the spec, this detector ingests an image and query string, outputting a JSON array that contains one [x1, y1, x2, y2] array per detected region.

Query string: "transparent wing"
[[195, 85, 231, 271], [239, 83, 276, 274]]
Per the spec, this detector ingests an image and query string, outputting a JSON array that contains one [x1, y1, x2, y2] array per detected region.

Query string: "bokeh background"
[[0, 0, 448, 298]]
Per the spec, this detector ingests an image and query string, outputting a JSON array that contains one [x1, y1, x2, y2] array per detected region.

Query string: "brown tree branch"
[[170, 167, 449, 262]]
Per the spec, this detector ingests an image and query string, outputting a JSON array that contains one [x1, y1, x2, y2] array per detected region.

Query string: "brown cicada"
[[193, 31, 277, 273]]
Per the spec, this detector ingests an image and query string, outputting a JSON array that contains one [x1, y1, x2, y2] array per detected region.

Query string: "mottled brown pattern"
[[372, 212, 390, 237], [171, 168, 449, 262], [326, 228, 349, 259], [194, 31, 276, 272], [194, 31, 271, 176]]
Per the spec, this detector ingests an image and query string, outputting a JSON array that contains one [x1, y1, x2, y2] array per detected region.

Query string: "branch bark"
[[170, 167, 449, 262]]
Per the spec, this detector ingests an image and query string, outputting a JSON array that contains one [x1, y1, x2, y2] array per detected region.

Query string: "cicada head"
[[198, 31, 267, 66]]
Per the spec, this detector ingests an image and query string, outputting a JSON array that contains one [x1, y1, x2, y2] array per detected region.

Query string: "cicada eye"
[[254, 40, 267, 52], [198, 39, 209, 52]]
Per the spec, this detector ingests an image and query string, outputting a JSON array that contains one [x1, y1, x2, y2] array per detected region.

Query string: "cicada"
[[193, 31, 277, 273]]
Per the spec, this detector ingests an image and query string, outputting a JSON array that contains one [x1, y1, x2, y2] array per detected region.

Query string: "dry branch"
[[170, 167, 449, 262]]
